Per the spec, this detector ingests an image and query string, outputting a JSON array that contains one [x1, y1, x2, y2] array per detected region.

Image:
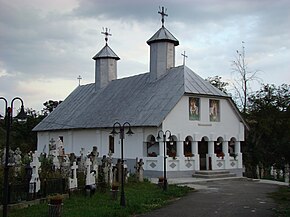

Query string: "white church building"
[[33, 8, 247, 178]]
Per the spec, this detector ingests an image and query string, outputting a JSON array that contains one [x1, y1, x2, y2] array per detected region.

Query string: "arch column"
[[192, 141, 199, 170], [207, 141, 215, 170], [222, 141, 230, 169], [235, 141, 242, 168], [177, 141, 183, 158]]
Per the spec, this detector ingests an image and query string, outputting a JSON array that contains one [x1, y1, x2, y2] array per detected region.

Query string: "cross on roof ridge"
[[101, 27, 112, 45], [181, 51, 188, 65], [158, 6, 168, 27]]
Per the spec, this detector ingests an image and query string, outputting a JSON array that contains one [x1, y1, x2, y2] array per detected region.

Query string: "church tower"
[[147, 7, 179, 81], [92, 28, 120, 90]]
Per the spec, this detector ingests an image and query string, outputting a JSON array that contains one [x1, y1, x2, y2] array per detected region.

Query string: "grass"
[[269, 186, 290, 217], [2, 181, 192, 217]]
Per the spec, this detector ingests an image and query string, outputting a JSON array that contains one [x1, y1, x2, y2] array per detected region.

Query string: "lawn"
[[269, 186, 290, 217], [2, 181, 192, 217]]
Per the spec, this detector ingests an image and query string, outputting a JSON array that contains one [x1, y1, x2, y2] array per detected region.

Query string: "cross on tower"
[[101, 27, 112, 45], [181, 51, 188, 65], [158, 6, 168, 27], [77, 75, 82, 86]]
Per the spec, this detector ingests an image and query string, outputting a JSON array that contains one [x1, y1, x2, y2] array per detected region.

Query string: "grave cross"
[[158, 6, 168, 27], [181, 51, 188, 65], [101, 27, 112, 45]]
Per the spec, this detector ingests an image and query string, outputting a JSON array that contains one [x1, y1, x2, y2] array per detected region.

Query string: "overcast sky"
[[0, 0, 289, 114]]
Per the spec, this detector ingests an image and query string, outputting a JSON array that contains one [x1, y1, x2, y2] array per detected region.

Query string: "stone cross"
[[85, 158, 95, 186], [30, 151, 41, 193], [69, 161, 78, 189], [138, 158, 144, 182]]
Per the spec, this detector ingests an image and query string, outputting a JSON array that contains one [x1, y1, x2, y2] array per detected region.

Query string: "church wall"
[[162, 95, 244, 141]]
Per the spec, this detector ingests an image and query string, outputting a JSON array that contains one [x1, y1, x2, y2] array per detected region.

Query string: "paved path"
[[139, 179, 280, 217]]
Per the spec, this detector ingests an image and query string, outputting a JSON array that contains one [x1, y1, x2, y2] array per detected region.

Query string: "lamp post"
[[110, 121, 134, 207], [0, 97, 27, 217], [157, 130, 172, 191]]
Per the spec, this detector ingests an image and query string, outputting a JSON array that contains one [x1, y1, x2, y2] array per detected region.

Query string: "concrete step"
[[193, 170, 236, 179]]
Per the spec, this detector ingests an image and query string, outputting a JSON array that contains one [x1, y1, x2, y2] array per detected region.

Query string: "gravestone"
[[116, 159, 122, 184], [61, 155, 71, 178], [137, 158, 144, 182], [101, 155, 109, 184], [69, 161, 78, 190], [85, 158, 95, 186], [30, 151, 41, 193], [107, 151, 113, 185]]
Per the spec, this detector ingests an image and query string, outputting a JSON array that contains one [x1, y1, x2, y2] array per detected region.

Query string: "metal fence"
[[1, 178, 68, 205]]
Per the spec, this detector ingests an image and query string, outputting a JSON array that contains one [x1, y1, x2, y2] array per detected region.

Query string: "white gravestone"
[[30, 151, 41, 193], [69, 162, 78, 189], [85, 158, 95, 186]]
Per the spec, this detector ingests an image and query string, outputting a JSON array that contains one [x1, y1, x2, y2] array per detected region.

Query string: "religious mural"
[[189, 97, 200, 120], [209, 99, 220, 121]]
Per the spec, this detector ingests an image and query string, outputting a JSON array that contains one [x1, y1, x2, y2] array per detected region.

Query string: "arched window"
[[184, 136, 193, 157], [215, 137, 224, 158], [166, 135, 177, 158], [109, 135, 114, 153], [146, 135, 159, 157], [228, 137, 236, 157]]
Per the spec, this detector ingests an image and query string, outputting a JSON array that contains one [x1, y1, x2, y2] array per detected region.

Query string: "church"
[[33, 8, 247, 178]]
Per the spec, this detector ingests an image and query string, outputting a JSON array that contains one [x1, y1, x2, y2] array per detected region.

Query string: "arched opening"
[[146, 135, 159, 157], [184, 136, 193, 157], [228, 137, 236, 157], [215, 137, 224, 158], [166, 135, 177, 158], [198, 136, 209, 170]]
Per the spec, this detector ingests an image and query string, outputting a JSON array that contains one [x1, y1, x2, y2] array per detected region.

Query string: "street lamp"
[[110, 121, 134, 207], [157, 130, 172, 191], [0, 97, 27, 217]]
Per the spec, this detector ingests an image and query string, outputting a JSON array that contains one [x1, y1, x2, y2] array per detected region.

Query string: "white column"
[[207, 141, 215, 170], [192, 141, 198, 155], [222, 141, 230, 169], [235, 141, 242, 168], [192, 141, 199, 170], [177, 141, 183, 158], [159, 141, 164, 157]]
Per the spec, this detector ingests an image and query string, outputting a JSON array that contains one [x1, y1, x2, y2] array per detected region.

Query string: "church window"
[[209, 99, 220, 122], [146, 135, 159, 157], [189, 97, 200, 120], [109, 135, 114, 153], [59, 136, 63, 143], [184, 136, 193, 157]]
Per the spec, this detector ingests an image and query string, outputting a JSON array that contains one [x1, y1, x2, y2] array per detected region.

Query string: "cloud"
[[0, 0, 289, 112]]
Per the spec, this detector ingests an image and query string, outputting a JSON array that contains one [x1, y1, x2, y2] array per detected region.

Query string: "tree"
[[42, 100, 62, 116], [245, 84, 290, 177], [206, 76, 229, 94], [231, 42, 260, 114]]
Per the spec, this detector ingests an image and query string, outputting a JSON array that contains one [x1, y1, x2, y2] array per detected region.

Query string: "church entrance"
[[198, 137, 208, 170]]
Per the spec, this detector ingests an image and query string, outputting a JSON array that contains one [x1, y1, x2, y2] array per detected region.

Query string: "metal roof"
[[33, 65, 230, 132], [147, 27, 179, 46], [92, 44, 120, 60]]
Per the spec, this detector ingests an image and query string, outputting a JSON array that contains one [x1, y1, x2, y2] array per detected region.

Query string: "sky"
[[0, 0, 289, 114]]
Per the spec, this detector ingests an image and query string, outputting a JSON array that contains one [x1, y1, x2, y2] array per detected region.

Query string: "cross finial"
[[101, 27, 112, 45], [158, 6, 168, 27], [181, 51, 188, 65], [77, 75, 82, 86]]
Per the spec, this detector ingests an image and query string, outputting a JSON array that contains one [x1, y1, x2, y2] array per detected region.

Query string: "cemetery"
[[0, 144, 191, 217]]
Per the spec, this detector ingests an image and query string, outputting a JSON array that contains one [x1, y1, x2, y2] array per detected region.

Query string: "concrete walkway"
[[139, 177, 288, 217]]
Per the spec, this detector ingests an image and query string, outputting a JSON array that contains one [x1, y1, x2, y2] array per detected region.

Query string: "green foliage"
[[206, 76, 229, 94], [244, 84, 290, 177], [5, 181, 192, 217]]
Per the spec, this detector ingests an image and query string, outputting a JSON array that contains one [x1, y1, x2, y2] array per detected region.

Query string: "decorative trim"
[[198, 123, 212, 127]]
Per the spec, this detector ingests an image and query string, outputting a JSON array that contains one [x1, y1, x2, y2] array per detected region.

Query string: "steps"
[[193, 170, 236, 179]]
